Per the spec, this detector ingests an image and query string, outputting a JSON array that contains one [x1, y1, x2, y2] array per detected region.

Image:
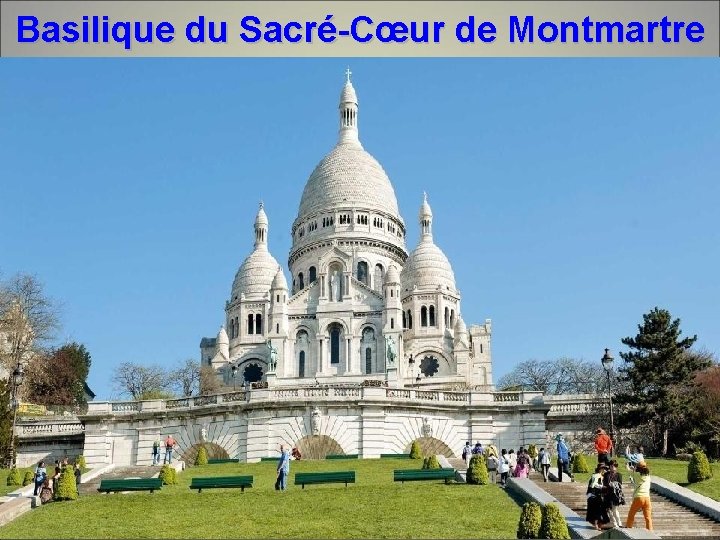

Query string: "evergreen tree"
[[614, 307, 707, 455]]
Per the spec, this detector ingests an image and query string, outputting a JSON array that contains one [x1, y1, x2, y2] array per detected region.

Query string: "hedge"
[[6, 468, 22, 487], [195, 446, 208, 466], [159, 464, 177, 485], [517, 501, 542, 539], [467, 455, 489, 485], [688, 450, 713, 483], [572, 453, 590, 473], [54, 470, 78, 501], [409, 440, 422, 460], [540, 503, 570, 540]]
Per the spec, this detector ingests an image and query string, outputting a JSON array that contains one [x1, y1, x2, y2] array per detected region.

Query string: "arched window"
[[248, 314, 254, 335], [402, 311, 406, 329], [255, 314, 262, 335], [298, 272, 304, 290], [357, 261, 368, 285], [421, 306, 428, 327], [329, 323, 341, 364], [276, 323, 279, 333], [309, 266, 317, 283], [429, 306, 436, 327], [407, 310, 413, 329], [444, 307, 449, 327], [391, 318, 394, 329], [299, 351, 305, 378], [365, 348, 372, 374], [374, 264, 384, 292], [450, 309, 455, 327]]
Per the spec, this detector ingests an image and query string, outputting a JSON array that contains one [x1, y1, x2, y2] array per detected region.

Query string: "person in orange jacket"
[[594, 427, 613, 465]]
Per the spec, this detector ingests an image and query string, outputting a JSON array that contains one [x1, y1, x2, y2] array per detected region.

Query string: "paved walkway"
[[530, 472, 720, 538], [79, 465, 162, 495]]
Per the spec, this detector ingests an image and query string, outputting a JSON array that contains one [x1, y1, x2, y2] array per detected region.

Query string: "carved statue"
[[310, 406, 321, 435], [422, 416, 432, 438], [200, 424, 208, 442], [266, 340, 278, 372], [385, 335, 396, 366], [330, 271, 340, 301]]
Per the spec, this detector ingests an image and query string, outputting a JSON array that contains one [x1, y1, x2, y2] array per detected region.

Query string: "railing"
[[18, 422, 85, 437], [85, 387, 599, 416]]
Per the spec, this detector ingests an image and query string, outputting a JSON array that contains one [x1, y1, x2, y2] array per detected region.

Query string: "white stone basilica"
[[200, 73, 493, 391]]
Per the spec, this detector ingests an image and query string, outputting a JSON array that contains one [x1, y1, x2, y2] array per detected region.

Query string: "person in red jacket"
[[594, 427, 613, 465]]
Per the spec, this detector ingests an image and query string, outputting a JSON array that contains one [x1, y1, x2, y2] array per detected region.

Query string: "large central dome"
[[297, 143, 400, 219]]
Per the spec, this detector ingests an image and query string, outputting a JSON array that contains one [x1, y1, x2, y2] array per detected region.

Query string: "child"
[[625, 463, 653, 530], [539, 447, 551, 482]]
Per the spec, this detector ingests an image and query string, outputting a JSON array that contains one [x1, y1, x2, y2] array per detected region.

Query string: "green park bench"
[[189, 475, 253, 493], [260, 457, 278, 462], [325, 454, 358, 460], [380, 454, 411, 459], [98, 478, 163, 494], [393, 468, 456, 484], [294, 471, 356, 489], [207, 458, 238, 464]]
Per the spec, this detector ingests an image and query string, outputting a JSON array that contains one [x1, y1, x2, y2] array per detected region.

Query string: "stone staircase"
[[79, 465, 160, 495], [532, 473, 720, 538]]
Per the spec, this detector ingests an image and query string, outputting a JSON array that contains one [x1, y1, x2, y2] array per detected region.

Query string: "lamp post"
[[231, 364, 237, 390], [601, 348, 615, 449], [9, 361, 25, 468]]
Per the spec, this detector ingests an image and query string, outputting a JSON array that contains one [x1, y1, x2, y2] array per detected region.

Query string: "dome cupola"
[[231, 202, 280, 299]]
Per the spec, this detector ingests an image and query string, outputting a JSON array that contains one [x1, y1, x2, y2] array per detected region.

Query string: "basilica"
[[200, 73, 494, 391]]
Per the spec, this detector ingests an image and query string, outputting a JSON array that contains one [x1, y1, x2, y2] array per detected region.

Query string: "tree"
[[199, 365, 221, 395], [170, 358, 200, 397], [687, 357, 720, 457], [0, 273, 60, 375], [497, 357, 606, 395], [614, 307, 708, 456], [0, 378, 13, 465], [111, 362, 171, 400], [24, 343, 92, 408]]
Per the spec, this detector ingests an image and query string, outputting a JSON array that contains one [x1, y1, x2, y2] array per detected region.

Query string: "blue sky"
[[1, 59, 718, 400]]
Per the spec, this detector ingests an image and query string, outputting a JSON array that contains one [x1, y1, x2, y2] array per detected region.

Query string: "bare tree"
[[169, 358, 200, 397], [199, 365, 222, 395], [497, 357, 606, 395], [111, 362, 171, 400], [0, 273, 60, 373]]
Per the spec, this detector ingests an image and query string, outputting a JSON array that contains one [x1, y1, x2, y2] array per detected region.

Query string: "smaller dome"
[[255, 202, 268, 226], [454, 315, 467, 335], [401, 242, 456, 293], [419, 192, 432, 220], [340, 81, 357, 104], [232, 248, 280, 298], [271, 267, 288, 290], [217, 325, 229, 345], [384, 265, 400, 284]]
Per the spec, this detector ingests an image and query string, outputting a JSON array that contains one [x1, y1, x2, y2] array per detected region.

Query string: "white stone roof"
[[340, 81, 357, 104], [384, 265, 400, 284], [271, 266, 288, 290], [454, 315, 467, 335], [216, 325, 229, 345], [232, 247, 279, 299], [255, 202, 268, 226]]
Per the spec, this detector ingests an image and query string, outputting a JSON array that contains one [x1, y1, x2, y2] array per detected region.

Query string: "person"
[[556, 434, 574, 482], [507, 449, 517, 472], [152, 437, 161, 466], [164, 434, 176, 464], [487, 453, 499, 484], [39, 477, 53, 504], [52, 466, 61, 493], [291, 447, 302, 460], [625, 445, 646, 484], [275, 444, 290, 491], [626, 463, 653, 530], [539, 447, 551, 482], [462, 442, 472, 466], [594, 428, 613, 465], [514, 448, 530, 478], [603, 459, 625, 528], [586, 464, 611, 530], [472, 441, 483, 456], [498, 449, 511, 487], [33, 461, 47, 497], [74, 463, 82, 493]]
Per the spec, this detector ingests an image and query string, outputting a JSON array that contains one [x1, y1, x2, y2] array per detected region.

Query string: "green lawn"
[[0, 467, 35, 496], [569, 456, 720, 501], [0, 459, 521, 538]]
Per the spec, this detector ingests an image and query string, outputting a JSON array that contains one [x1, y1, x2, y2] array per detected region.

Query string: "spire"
[[254, 201, 268, 250], [419, 192, 433, 239], [338, 68, 360, 146]]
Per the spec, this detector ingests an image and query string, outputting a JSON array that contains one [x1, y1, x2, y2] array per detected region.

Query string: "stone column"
[[345, 337, 352, 374], [317, 337, 325, 375]]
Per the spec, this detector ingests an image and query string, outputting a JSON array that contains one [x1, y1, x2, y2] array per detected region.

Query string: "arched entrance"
[[295, 435, 344, 459], [404, 437, 456, 458], [180, 442, 230, 465]]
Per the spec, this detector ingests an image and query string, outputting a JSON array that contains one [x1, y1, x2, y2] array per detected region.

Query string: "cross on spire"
[[345, 66, 352, 83]]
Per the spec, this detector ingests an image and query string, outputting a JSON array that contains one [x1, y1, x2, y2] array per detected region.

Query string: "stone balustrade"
[[81, 385, 569, 416], [17, 421, 85, 437]]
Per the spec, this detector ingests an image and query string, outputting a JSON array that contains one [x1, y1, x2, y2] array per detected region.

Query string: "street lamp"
[[9, 361, 25, 468], [601, 348, 615, 449], [231, 364, 237, 390]]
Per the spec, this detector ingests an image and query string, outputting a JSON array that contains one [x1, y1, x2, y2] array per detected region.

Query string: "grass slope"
[[0, 467, 34, 496], [0, 459, 521, 538]]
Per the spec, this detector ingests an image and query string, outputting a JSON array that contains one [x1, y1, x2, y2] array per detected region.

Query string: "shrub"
[[467, 455, 489, 485], [159, 464, 177, 485], [527, 444, 538, 460], [688, 451, 713, 483], [76, 455, 87, 470], [409, 440, 422, 460], [540, 503, 570, 540], [195, 446, 208, 466], [426, 455, 441, 470], [517, 501, 542, 539], [22, 471, 34, 486], [54, 470, 78, 501], [572, 453, 590, 473], [6, 467, 22, 486]]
